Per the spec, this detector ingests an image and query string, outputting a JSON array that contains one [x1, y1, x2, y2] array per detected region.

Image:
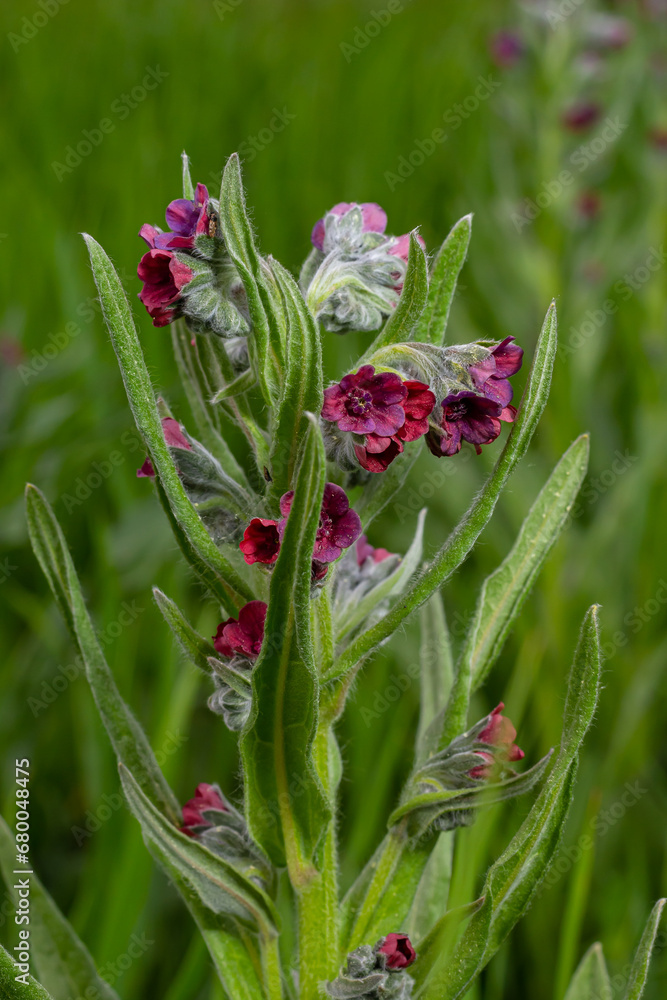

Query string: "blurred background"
[[1, 0, 666, 997]]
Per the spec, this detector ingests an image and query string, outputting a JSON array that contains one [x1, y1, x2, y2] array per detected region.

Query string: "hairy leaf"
[[564, 943, 612, 1000], [623, 898, 666, 1000], [414, 214, 472, 345], [0, 945, 54, 1000], [362, 233, 429, 357]]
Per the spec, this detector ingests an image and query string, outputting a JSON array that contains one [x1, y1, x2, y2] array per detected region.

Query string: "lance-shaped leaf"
[[218, 153, 284, 405], [415, 593, 454, 765], [240, 417, 331, 875], [153, 587, 218, 675], [362, 233, 429, 357], [623, 899, 666, 1000], [0, 818, 119, 1000], [25, 485, 180, 823], [211, 367, 257, 402], [414, 214, 472, 345], [411, 897, 485, 989], [266, 256, 323, 510], [467, 433, 589, 693], [182, 149, 195, 199], [331, 301, 558, 682], [418, 605, 602, 1000], [0, 945, 54, 1000], [334, 508, 427, 645], [83, 234, 253, 615], [120, 765, 280, 936], [564, 943, 612, 1000]]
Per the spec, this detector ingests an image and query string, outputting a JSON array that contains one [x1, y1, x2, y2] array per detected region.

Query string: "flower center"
[[445, 400, 469, 421], [318, 513, 334, 538], [347, 388, 373, 416]]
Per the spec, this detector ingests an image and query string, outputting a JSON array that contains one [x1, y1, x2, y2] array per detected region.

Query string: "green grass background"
[[1, 0, 666, 997]]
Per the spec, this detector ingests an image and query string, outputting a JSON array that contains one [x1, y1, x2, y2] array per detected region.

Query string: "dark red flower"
[[137, 417, 191, 478], [140, 183, 210, 251], [426, 391, 503, 457], [213, 601, 267, 660], [356, 535, 393, 566], [470, 703, 525, 779], [561, 102, 601, 132], [355, 434, 404, 473], [239, 518, 280, 565], [395, 380, 436, 441], [137, 247, 193, 327], [311, 201, 387, 250], [378, 933, 417, 970], [311, 560, 330, 582], [470, 337, 523, 410], [180, 783, 227, 836], [322, 365, 407, 437], [280, 483, 362, 564]]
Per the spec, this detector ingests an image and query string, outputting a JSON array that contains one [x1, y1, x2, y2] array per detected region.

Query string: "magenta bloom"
[[140, 183, 210, 250], [470, 337, 523, 410], [280, 483, 362, 563], [470, 703, 525, 779], [213, 601, 267, 660], [137, 417, 191, 478], [378, 933, 417, 970], [356, 535, 393, 566], [387, 231, 426, 264], [355, 434, 404, 474], [180, 783, 226, 836], [561, 102, 601, 133], [427, 391, 503, 457], [322, 365, 407, 437], [137, 248, 193, 327], [489, 30, 524, 68], [239, 518, 280, 565], [311, 201, 387, 251], [395, 380, 436, 441]]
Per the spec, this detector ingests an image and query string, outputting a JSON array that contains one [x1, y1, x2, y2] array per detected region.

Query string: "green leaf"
[[411, 897, 485, 989], [623, 899, 666, 1000], [211, 367, 257, 403], [120, 765, 280, 936], [240, 417, 331, 876], [414, 214, 472, 345], [362, 233, 429, 357], [418, 605, 602, 1000], [408, 831, 455, 942], [218, 153, 284, 405], [564, 943, 612, 1000], [266, 256, 324, 510], [83, 234, 253, 616], [331, 301, 559, 682], [415, 592, 454, 765], [0, 818, 119, 1000], [182, 150, 195, 199], [25, 485, 180, 823], [153, 587, 218, 675], [467, 434, 589, 693], [0, 945, 54, 1000], [334, 508, 427, 645]]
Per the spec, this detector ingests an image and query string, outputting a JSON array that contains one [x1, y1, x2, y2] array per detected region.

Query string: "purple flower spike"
[[311, 201, 387, 250], [322, 365, 407, 437], [280, 483, 362, 564], [427, 391, 503, 457]]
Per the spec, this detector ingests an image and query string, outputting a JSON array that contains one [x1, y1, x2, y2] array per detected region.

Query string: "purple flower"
[[322, 365, 407, 437], [489, 30, 524, 68], [311, 201, 387, 251], [213, 601, 267, 660], [378, 934, 417, 970], [180, 783, 227, 836], [470, 336, 523, 410], [239, 518, 280, 566], [280, 483, 362, 564], [353, 379, 436, 473], [137, 417, 191, 478], [356, 535, 393, 566], [140, 183, 210, 251], [355, 434, 404, 473], [469, 703, 525, 779], [137, 247, 193, 327], [426, 391, 503, 457]]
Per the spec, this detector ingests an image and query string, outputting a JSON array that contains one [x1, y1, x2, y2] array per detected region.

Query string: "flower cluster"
[[237, 482, 362, 580], [324, 935, 417, 999], [303, 201, 423, 334]]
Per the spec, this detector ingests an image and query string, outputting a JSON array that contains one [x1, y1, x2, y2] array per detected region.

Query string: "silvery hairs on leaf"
[[324, 945, 415, 1000]]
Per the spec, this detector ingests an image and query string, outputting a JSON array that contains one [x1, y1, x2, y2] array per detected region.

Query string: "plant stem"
[[261, 933, 285, 1000]]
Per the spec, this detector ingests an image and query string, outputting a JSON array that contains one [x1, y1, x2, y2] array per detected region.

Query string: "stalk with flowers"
[[3, 152, 664, 1000]]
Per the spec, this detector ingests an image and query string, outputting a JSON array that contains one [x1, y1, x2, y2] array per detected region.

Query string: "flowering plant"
[[5, 153, 664, 1000]]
